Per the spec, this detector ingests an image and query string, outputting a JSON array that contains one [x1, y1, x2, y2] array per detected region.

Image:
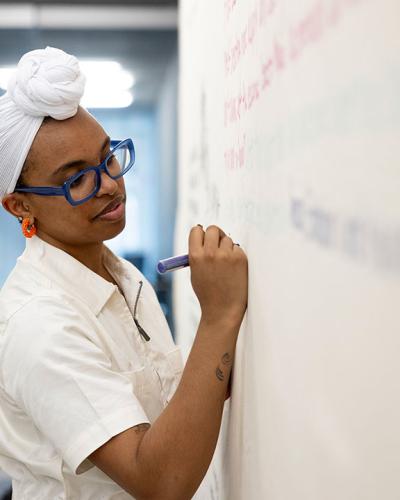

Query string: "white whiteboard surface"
[[174, 1, 400, 498]]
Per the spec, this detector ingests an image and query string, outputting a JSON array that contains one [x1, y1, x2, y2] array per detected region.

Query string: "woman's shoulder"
[[0, 262, 90, 340], [0, 257, 56, 321]]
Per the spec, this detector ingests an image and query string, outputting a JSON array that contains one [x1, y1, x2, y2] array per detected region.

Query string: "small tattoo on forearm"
[[216, 367, 224, 381], [221, 352, 232, 365], [215, 353, 233, 382]]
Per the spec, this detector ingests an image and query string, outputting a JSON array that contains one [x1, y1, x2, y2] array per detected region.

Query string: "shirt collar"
[[20, 235, 131, 315]]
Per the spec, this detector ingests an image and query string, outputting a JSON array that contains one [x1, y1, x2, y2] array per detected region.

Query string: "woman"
[[0, 47, 248, 499]]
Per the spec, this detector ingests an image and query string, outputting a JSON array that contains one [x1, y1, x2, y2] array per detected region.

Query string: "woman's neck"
[[36, 233, 114, 285]]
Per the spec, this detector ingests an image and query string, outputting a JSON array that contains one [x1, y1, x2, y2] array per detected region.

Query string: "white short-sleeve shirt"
[[0, 235, 185, 499]]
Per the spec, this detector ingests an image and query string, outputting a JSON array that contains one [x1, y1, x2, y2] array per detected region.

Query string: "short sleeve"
[[1, 296, 150, 475]]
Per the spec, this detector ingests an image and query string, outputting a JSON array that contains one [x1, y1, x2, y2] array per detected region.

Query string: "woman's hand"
[[189, 224, 248, 328]]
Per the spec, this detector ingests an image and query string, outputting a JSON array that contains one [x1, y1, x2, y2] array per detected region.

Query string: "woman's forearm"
[[133, 314, 241, 500]]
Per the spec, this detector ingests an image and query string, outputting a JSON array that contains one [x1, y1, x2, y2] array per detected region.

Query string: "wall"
[[174, 1, 400, 499]]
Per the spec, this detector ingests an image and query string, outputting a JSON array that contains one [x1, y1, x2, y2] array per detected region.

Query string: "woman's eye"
[[70, 176, 83, 188]]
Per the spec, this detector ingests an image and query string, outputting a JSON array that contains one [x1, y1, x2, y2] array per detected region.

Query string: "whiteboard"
[[174, 1, 400, 498]]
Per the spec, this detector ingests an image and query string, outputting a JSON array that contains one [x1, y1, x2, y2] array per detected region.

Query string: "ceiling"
[[0, 25, 177, 106], [0, 0, 177, 4]]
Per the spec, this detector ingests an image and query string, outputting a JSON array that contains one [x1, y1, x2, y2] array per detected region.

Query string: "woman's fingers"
[[188, 223, 248, 325], [189, 224, 236, 253], [203, 225, 226, 252], [189, 224, 205, 251], [220, 234, 234, 250]]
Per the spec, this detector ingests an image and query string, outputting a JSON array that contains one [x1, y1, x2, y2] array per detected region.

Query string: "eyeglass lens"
[[68, 144, 132, 203], [106, 145, 132, 178]]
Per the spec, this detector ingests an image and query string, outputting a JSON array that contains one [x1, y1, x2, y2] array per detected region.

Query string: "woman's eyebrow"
[[51, 136, 111, 177]]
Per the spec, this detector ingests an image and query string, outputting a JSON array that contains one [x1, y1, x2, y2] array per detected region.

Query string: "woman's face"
[[4, 106, 127, 247]]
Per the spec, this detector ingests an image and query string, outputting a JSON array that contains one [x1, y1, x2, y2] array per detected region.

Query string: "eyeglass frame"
[[13, 138, 135, 206]]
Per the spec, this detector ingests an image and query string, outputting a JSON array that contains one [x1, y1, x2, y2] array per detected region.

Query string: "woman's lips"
[[96, 202, 125, 221]]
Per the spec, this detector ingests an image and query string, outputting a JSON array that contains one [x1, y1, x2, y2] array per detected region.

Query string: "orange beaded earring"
[[21, 217, 37, 238]]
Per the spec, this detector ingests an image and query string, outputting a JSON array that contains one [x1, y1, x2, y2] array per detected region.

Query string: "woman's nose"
[[96, 170, 118, 197]]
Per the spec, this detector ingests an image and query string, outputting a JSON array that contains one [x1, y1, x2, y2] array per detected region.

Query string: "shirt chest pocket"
[[119, 364, 165, 423], [164, 347, 184, 377], [118, 347, 184, 424]]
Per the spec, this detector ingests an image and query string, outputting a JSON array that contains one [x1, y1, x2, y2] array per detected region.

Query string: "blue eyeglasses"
[[14, 138, 135, 206]]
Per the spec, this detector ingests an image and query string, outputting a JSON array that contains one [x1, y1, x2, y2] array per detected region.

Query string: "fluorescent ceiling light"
[[80, 60, 135, 90], [80, 60, 135, 108], [81, 90, 134, 109], [0, 4, 178, 30], [0, 59, 135, 109]]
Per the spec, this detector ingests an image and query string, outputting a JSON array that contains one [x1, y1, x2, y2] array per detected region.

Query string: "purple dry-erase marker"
[[157, 254, 189, 274], [157, 243, 241, 274]]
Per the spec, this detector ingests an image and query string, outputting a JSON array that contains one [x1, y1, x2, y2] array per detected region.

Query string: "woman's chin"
[[100, 216, 126, 241]]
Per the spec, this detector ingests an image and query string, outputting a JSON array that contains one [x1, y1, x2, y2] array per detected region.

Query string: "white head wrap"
[[0, 46, 86, 200]]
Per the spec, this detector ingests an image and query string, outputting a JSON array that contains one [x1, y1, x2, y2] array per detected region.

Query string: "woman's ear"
[[2, 193, 30, 220]]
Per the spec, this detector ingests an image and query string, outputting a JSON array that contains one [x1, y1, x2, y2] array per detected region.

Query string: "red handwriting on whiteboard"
[[225, 78, 264, 126], [289, 0, 365, 61], [289, 1, 325, 60], [224, 135, 246, 170], [224, 39, 286, 126], [224, 0, 276, 76], [224, 0, 237, 22], [224, 0, 364, 127], [259, 0, 276, 26]]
